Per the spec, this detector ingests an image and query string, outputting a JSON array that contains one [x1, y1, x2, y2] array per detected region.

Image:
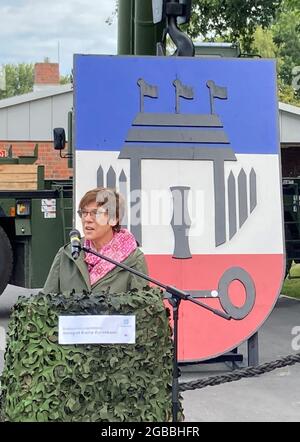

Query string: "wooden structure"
[[0, 164, 44, 190]]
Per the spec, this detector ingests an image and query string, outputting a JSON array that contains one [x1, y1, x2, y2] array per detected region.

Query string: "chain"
[[179, 352, 300, 392]]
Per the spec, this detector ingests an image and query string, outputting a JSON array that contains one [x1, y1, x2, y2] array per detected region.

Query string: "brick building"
[[0, 62, 72, 180]]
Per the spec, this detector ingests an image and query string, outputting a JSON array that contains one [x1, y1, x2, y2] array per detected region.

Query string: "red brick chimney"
[[34, 61, 60, 91]]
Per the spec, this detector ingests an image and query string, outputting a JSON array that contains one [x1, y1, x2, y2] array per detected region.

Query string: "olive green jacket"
[[43, 242, 149, 295]]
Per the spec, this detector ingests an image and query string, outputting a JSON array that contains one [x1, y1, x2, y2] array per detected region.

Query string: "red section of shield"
[[146, 254, 284, 361]]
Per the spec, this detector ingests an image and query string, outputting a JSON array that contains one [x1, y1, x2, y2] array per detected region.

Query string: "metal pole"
[[117, 0, 135, 55], [248, 332, 259, 366], [67, 110, 73, 170], [170, 296, 181, 422], [134, 0, 164, 55]]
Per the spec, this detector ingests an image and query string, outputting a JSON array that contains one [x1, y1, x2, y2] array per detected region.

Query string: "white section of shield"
[[75, 151, 284, 255]]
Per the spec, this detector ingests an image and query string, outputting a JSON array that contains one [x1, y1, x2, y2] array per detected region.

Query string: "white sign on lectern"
[[58, 315, 136, 344]]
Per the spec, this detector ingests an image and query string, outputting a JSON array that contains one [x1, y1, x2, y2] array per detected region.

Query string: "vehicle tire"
[[0, 226, 13, 295]]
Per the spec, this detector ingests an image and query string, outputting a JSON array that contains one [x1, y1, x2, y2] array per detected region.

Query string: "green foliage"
[[60, 74, 72, 85], [252, 27, 277, 59], [282, 264, 300, 299], [278, 79, 300, 106], [189, 0, 281, 51], [251, 26, 300, 106], [0, 63, 34, 100], [0, 288, 177, 422], [272, 6, 300, 88]]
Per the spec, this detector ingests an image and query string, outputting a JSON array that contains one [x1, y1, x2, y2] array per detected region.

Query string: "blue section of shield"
[[74, 55, 280, 155]]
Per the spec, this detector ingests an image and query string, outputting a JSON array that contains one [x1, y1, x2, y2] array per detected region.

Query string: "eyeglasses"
[[77, 208, 107, 219]]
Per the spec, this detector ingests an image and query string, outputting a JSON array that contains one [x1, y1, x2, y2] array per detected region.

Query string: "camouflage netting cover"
[[0, 287, 176, 422]]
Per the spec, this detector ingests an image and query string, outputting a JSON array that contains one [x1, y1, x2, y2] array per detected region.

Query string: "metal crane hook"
[[167, 14, 195, 57], [156, 0, 195, 57]]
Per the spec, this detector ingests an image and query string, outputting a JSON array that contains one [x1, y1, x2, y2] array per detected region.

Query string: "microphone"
[[69, 229, 81, 260]]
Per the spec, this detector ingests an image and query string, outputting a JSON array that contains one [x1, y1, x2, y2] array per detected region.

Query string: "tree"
[[252, 26, 277, 59], [250, 0, 300, 104], [251, 27, 297, 105], [0, 63, 34, 100], [188, 0, 282, 52], [278, 79, 300, 105], [272, 5, 300, 89], [60, 74, 72, 85], [250, 20, 300, 106]]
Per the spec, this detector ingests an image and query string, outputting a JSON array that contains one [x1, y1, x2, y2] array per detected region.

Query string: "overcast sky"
[[0, 0, 118, 75]]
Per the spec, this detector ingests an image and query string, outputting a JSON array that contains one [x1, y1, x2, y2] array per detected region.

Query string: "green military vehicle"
[[0, 146, 72, 295], [283, 178, 300, 275]]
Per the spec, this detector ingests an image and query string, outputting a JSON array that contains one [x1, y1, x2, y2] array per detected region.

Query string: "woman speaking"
[[43, 187, 148, 294]]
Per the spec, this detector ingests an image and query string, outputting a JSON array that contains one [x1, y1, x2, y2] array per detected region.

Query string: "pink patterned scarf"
[[84, 228, 137, 286]]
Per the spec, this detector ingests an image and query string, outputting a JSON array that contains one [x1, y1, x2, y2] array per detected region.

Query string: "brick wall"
[[0, 141, 72, 180], [34, 63, 60, 85]]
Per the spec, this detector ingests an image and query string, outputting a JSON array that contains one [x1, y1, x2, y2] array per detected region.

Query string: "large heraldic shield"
[[74, 55, 284, 361]]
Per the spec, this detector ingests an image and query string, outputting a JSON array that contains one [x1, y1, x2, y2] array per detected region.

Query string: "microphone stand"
[[77, 243, 231, 422]]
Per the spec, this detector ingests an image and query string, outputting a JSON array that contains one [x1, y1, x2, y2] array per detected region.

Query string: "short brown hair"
[[78, 187, 125, 232]]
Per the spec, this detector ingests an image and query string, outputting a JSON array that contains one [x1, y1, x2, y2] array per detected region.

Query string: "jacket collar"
[[63, 243, 91, 290], [63, 241, 139, 290]]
